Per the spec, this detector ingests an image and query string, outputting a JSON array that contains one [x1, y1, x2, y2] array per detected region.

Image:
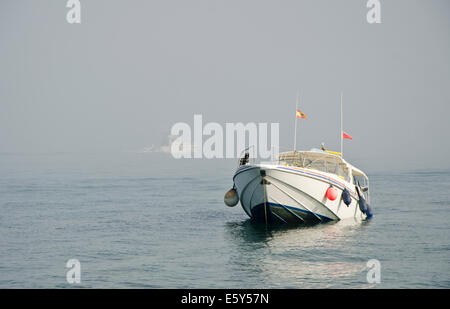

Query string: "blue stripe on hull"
[[250, 202, 334, 225]]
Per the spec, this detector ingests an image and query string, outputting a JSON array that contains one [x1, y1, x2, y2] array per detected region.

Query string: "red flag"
[[343, 132, 353, 140]]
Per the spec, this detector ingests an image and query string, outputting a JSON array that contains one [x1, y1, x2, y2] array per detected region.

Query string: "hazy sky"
[[1, 0, 449, 171]]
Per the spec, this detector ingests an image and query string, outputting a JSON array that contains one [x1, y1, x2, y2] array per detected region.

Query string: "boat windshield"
[[278, 151, 351, 182]]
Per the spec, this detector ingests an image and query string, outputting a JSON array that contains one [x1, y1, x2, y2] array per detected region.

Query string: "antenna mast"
[[340, 91, 343, 157], [293, 91, 299, 151]]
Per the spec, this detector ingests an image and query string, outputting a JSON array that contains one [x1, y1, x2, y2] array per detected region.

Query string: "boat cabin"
[[278, 149, 368, 187]]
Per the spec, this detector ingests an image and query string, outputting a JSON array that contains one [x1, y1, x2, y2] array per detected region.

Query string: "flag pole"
[[340, 91, 343, 157], [293, 90, 299, 151]]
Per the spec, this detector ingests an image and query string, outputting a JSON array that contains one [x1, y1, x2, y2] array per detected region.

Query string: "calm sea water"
[[0, 153, 448, 288]]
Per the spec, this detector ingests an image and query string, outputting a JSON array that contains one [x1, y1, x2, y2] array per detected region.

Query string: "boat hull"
[[233, 164, 366, 224]]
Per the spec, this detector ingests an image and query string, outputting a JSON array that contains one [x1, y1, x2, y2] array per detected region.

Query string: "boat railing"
[[239, 145, 294, 167], [240, 145, 325, 166]]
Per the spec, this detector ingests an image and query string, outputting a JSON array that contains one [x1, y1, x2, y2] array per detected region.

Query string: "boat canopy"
[[278, 149, 367, 183]]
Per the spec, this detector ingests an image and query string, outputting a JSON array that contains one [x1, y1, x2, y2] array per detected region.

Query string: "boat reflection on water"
[[224, 219, 374, 288]]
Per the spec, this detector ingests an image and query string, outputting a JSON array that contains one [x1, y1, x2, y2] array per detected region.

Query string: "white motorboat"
[[225, 148, 372, 224], [224, 92, 372, 224]]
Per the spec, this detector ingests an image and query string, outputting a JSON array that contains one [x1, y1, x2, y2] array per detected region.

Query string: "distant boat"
[[225, 148, 371, 224]]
